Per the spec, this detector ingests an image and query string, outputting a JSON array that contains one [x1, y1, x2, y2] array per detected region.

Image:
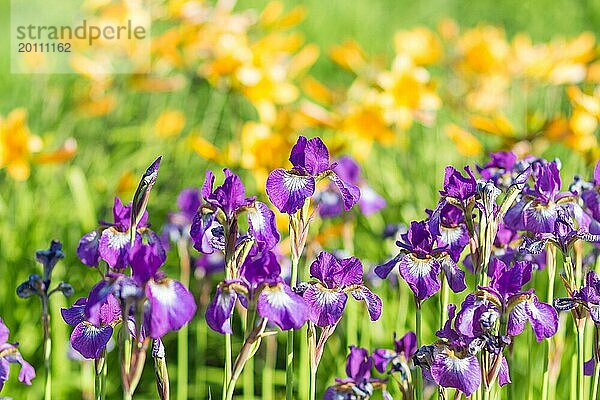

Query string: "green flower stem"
[[542, 245, 557, 400], [41, 295, 52, 400], [177, 240, 191, 400], [94, 354, 107, 400], [415, 297, 422, 400], [578, 321, 586, 400], [262, 335, 276, 400], [243, 298, 258, 400]]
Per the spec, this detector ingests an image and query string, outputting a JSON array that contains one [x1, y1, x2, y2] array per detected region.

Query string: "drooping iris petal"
[[70, 322, 113, 359], [205, 285, 237, 334], [303, 284, 348, 327], [77, 231, 101, 267], [61, 298, 87, 326], [98, 227, 132, 269], [526, 296, 558, 341], [350, 286, 382, 321], [328, 172, 361, 211], [266, 169, 315, 214], [9, 354, 35, 386], [0, 358, 9, 391], [430, 352, 481, 396], [146, 279, 197, 338], [498, 355, 511, 386], [522, 202, 558, 234], [398, 254, 441, 300], [374, 255, 402, 279], [289, 136, 330, 175], [0, 318, 9, 344], [507, 301, 528, 337], [247, 201, 280, 251], [257, 283, 308, 330], [439, 257, 466, 293]]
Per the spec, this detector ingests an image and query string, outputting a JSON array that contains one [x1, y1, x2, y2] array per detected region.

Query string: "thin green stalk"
[[243, 300, 257, 400], [262, 336, 276, 400], [592, 360, 600, 400], [526, 329, 533, 400], [286, 247, 300, 400], [578, 322, 586, 400], [42, 296, 52, 400], [309, 359, 316, 400], [223, 334, 232, 400], [95, 354, 107, 400], [415, 298, 422, 400], [195, 283, 209, 398], [542, 245, 556, 400], [177, 240, 191, 400]]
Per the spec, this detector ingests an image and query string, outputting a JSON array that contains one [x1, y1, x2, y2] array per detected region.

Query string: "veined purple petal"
[[303, 284, 347, 327], [498, 355, 511, 386], [201, 170, 215, 200], [266, 169, 315, 214], [241, 250, 281, 289], [374, 255, 401, 279], [440, 257, 466, 293], [61, 298, 87, 326], [437, 225, 469, 263], [337, 257, 364, 287], [289, 136, 331, 175], [99, 227, 133, 269], [146, 279, 197, 338], [507, 301, 528, 337], [440, 166, 477, 202], [398, 254, 441, 301], [257, 283, 308, 330], [70, 322, 113, 359], [212, 169, 254, 217], [350, 286, 382, 321], [0, 358, 8, 391], [494, 260, 532, 296], [99, 295, 121, 326], [455, 294, 485, 338], [526, 296, 558, 341], [77, 231, 101, 267], [310, 252, 342, 287], [130, 233, 166, 283], [396, 331, 418, 357], [328, 172, 361, 211], [334, 156, 361, 185], [206, 285, 237, 334], [346, 345, 372, 382], [247, 201, 280, 251], [523, 202, 558, 234], [0, 318, 9, 344], [430, 351, 481, 396]]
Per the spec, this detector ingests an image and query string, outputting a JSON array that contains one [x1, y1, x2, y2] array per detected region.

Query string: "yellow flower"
[[188, 133, 222, 163], [444, 123, 483, 157], [456, 26, 509, 76], [0, 109, 75, 181], [394, 27, 443, 66], [0, 109, 42, 180], [329, 40, 367, 73], [155, 109, 186, 138]]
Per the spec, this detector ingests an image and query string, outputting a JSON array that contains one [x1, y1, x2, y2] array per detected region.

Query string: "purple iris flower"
[[82, 247, 197, 339], [505, 160, 587, 234], [266, 136, 360, 214], [456, 259, 557, 342], [555, 270, 600, 325], [301, 251, 382, 327], [205, 246, 308, 334], [324, 346, 391, 400], [316, 156, 385, 218], [428, 201, 470, 263], [191, 169, 279, 254], [61, 295, 121, 359], [0, 318, 35, 392], [581, 160, 600, 235], [439, 166, 478, 208], [375, 221, 466, 301], [77, 197, 166, 270], [373, 331, 417, 375]]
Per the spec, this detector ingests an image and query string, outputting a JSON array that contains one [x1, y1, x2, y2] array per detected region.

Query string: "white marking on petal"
[[441, 226, 463, 245], [263, 286, 289, 309], [443, 353, 471, 372], [151, 281, 177, 306], [406, 254, 434, 278], [106, 229, 129, 250], [283, 174, 309, 192]]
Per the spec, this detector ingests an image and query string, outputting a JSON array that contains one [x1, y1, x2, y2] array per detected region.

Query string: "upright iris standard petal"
[[440, 166, 477, 202], [439, 257, 466, 292], [130, 239, 166, 283], [247, 201, 280, 251], [303, 284, 348, 327], [398, 254, 441, 300], [212, 169, 255, 217], [266, 169, 315, 214], [146, 278, 197, 338], [257, 283, 308, 330], [289, 136, 331, 175], [206, 285, 237, 334], [350, 286, 382, 321], [70, 322, 114, 359], [430, 351, 481, 396], [77, 231, 101, 267]]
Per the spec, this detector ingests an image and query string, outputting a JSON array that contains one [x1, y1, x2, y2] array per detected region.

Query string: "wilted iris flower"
[[0, 318, 36, 391], [266, 136, 360, 214], [205, 246, 308, 334], [316, 156, 385, 218], [375, 221, 466, 301], [324, 346, 391, 400]]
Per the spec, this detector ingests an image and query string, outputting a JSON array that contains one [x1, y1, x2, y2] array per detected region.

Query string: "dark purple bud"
[[36, 240, 65, 282], [55, 282, 74, 297]]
